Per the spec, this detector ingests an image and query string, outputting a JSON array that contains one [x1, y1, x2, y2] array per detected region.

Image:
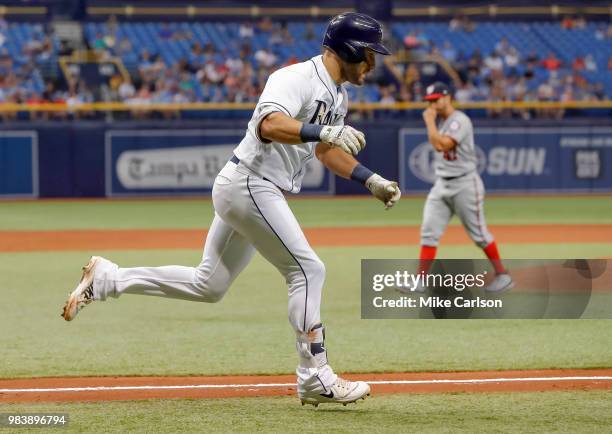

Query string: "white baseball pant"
[[92, 159, 336, 389], [421, 172, 494, 248]]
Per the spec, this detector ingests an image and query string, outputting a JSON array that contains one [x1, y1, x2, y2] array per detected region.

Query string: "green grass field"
[[2, 392, 611, 433], [0, 196, 610, 432], [1, 247, 612, 378], [2, 196, 612, 230]]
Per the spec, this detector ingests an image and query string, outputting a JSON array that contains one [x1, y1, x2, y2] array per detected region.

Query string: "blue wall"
[[0, 131, 38, 198], [0, 119, 610, 198]]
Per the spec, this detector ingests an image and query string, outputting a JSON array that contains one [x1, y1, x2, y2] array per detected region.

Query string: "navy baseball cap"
[[424, 82, 451, 101]]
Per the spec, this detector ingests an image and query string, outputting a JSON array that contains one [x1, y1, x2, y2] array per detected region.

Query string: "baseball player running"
[[402, 82, 513, 293], [62, 13, 400, 407]]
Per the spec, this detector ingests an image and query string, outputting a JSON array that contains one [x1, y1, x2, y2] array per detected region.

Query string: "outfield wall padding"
[[1, 120, 610, 198]]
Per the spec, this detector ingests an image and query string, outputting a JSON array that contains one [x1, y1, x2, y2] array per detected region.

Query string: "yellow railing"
[[84, 4, 612, 18], [393, 5, 612, 17], [87, 6, 355, 18], [0, 100, 610, 113], [3, 3, 611, 18], [0, 6, 47, 15]]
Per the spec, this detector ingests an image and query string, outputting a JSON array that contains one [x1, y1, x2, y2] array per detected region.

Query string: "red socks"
[[418, 245, 437, 274], [419, 243, 506, 275], [483, 241, 507, 274]]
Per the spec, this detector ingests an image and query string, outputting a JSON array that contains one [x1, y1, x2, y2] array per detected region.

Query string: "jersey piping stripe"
[[246, 175, 309, 332], [310, 59, 336, 108], [259, 101, 293, 118], [472, 177, 485, 240], [290, 149, 314, 191]]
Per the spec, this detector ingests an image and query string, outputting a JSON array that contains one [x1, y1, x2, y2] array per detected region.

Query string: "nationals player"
[[62, 13, 400, 407], [403, 82, 513, 293]]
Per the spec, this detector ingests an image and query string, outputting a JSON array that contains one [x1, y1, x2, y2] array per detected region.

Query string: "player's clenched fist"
[[422, 107, 437, 123], [319, 125, 366, 156], [365, 174, 401, 210]]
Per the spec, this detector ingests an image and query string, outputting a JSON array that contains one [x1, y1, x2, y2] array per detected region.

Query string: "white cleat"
[[300, 377, 371, 407], [62, 256, 103, 321], [484, 273, 514, 294]]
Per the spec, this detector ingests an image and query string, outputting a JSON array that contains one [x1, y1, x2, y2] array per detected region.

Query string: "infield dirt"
[[1, 369, 611, 403], [1, 224, 611, 252]]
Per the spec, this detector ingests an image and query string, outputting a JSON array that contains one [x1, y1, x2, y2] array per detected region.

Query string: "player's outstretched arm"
[[260, 112, 365, 155], [315, 143, 401, 209]]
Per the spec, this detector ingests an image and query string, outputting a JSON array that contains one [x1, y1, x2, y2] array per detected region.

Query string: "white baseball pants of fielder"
[[420, 172, 494, 248], [92, 160, 337, 391]]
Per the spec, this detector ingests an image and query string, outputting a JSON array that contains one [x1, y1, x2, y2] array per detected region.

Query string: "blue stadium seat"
[[69, 19, 612, 104]]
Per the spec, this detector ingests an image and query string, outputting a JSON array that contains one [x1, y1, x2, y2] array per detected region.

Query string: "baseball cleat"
[[484, 273, 514, 293], [61, 256, 102, 321], [299, 377, 371, 407]]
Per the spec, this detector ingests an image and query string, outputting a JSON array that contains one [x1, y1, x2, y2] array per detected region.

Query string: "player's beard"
[[342, 62, 367, 86]]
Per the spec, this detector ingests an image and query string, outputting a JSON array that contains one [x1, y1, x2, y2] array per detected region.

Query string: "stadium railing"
[[84, 4, 612, 19], [0, 101, 611, 113]]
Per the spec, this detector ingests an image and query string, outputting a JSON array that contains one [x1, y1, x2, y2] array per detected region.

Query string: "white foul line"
[[0, 383, 294, 393], [1, 376, 611, 394], [367, 376, 612, 385]]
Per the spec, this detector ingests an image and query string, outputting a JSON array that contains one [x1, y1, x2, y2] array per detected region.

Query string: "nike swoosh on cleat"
[[320, 391, 334, 398]]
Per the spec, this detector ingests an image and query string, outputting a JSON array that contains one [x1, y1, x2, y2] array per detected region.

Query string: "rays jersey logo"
[[309, 100, 343, 126]]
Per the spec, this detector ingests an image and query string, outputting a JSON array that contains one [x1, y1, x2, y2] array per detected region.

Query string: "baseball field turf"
[[1, 195, 611, 432]]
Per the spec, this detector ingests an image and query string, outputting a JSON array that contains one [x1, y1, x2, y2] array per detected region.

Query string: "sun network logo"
[[408, 142, 547, 183]]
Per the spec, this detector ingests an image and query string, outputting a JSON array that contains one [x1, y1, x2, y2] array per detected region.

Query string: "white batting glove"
[[365, 174, 401, 210], [319, 125, 366, 156]]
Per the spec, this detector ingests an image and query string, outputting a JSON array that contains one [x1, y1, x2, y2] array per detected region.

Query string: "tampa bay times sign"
[[105, 130, 332, 196]]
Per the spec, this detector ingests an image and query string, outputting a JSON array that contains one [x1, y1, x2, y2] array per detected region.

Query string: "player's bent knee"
[[196, 284, 228, 303], [203, 287, 227, 303], [304, 256, 325, 281], [285, 256, 325, 292], [193, 270, 230, 303]]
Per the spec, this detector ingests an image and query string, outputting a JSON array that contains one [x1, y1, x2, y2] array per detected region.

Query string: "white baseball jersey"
[[234, 55, 348, 193], [434, 110, 477, 178]]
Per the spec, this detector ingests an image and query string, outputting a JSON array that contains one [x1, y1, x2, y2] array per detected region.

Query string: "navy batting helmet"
[[323, 12, 391, 64]]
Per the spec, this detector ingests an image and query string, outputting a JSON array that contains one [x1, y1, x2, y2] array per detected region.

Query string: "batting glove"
[[365, 174, 401, 210], [319, 125, 366, 156]]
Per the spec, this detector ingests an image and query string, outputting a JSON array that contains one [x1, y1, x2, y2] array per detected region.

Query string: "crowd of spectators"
[[92, 16, 302, 112], [0, 16, 60, 119], [0, 15, 611, 120], [389, 16, 612, 119]]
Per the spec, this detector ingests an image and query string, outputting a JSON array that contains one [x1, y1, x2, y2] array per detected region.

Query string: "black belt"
[[442, 172, 470, 181], [230, 155, 284, 190]]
